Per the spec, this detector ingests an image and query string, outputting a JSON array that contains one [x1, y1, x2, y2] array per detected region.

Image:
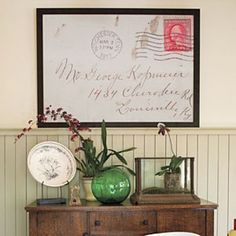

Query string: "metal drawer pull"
[[83, 233, 89, 236], [95, 220, 101, 226], [143, 219, 149, 225]]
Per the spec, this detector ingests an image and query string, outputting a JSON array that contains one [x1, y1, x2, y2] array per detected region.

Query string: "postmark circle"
[[91, 30, 122, 60]]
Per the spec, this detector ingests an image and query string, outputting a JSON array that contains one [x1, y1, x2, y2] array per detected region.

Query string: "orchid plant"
[[155, 123, 184, 176], [15, 106, 135, 177], [15, 106, 87, 143]]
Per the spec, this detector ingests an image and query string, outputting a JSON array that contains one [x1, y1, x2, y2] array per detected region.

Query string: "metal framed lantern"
[[130, 157, 200, 205]]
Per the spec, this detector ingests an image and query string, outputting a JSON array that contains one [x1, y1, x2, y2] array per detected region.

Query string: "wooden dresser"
[[25, 199, 217, 236]]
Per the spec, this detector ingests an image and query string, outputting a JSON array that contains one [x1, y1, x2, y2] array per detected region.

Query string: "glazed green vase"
[[91, 168, 131, 204]]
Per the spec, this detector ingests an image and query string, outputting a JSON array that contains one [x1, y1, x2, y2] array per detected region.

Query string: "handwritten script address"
[[55, 57, 193, 121]]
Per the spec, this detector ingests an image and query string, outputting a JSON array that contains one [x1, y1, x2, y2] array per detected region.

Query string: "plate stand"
[[36, 181, 68, 205]]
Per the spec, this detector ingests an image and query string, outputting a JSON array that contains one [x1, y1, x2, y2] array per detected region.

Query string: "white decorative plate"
[[27, 141, 76, 187]]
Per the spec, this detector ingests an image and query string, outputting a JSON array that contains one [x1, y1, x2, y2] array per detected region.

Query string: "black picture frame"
[[37, 8, 200, 128]]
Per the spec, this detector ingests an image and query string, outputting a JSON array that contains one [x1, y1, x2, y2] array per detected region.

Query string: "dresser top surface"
[[25, 198, 217, 212]]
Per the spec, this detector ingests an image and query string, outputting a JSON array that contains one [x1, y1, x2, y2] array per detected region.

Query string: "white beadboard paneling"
[[26, 136, 37, 204], [5, 136, 16, 236], [123, 134, 135, 193], [134, 134, 145, 158], [123, 134, 135, 169], [144, 134, 156, 157], [58, 135, 70, 198], [2, 128, 236, 236], [208, 135, 219, 235], [155, 134, 166, 187], [111, 134, 123, 166], [15, 136, 27, 236], [166, 133, 177, 157], [25, 136, 37, 236], [144, 135, 156, 188], [228, 135, 236, 230], [176, 134, 187, 188], [207, 135, 219, 200], [217, 135, 229, 236], [0, 136, 5, 236], [197, 135, 209, 199], [155, 133, 166, 157], [176, 134, 187, 156], [134, 135, 145, 189], [186, 134, 198, 193]]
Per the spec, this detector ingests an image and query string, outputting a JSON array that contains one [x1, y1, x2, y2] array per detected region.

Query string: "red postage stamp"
[[164, 19, 192, 52]]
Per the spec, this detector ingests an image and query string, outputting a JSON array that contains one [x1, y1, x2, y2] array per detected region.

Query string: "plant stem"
[[167, 131, 175, 157]]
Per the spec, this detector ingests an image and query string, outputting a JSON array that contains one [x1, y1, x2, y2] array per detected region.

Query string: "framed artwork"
[[37, 8, 200, 127]]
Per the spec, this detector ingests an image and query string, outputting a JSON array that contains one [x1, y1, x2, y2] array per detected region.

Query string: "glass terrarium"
[[130, 157, 200, 205]]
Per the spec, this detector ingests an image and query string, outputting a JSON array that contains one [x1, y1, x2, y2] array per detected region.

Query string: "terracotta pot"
[[164, 173, 181, 191], [82, 177, 96, 201]]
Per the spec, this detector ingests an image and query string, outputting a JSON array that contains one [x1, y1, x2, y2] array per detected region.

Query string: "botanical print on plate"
[[27, 141, 76, 187]]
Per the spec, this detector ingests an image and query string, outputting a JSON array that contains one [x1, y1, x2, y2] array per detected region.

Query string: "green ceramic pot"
[[91, 168, 131, 204]]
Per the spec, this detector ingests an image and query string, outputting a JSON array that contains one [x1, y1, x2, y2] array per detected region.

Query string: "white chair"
[[145, 232, 200, 236]]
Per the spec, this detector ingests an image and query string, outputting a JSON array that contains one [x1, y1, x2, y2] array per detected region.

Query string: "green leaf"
[[99, 149, 108, 168], [115, 147, 136, 154], [101, 120, 107, 150], [155, 170, 167, 176], [125, 167, 136, 176], [99, 121, 108, 167], [170, 157, 184, 171], [108, 149, 127, 165], [100, 165, 136, 176], [161, 165, 170, 170]]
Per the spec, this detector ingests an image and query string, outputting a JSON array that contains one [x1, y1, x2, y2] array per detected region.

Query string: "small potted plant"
[[155, 123, 184, 192], [75, 120, 135, 201]]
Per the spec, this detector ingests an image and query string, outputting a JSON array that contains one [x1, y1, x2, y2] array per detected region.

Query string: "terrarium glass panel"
[[130, 157, 200, 204], [137, 157, 194, 194]]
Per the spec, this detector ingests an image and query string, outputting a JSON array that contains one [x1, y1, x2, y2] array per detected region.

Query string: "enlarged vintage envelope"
[[42, 13, 196, 123]]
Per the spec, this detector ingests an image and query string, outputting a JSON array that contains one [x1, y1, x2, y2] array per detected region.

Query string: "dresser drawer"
[[89, 211, 156, 236], [36, 212, 87, 236], [157, 209, 206, 236]]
